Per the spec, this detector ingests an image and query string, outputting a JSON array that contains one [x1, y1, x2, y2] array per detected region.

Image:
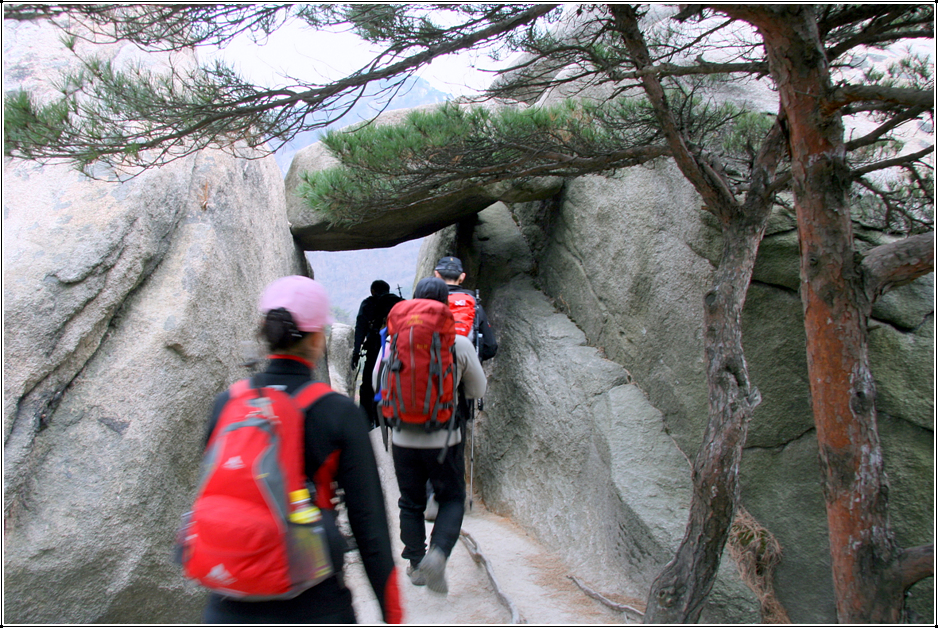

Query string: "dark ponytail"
[[262, 307, 307, 351]]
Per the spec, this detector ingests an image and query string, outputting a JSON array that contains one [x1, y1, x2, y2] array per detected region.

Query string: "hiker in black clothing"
[[352, 280, 402, 429], [201, 275, 402, 624]]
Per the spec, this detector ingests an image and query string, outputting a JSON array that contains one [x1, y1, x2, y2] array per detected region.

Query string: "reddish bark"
[[720, 5, 934, 622]]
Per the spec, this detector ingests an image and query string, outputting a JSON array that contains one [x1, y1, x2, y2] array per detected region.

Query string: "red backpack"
[[447, 292, 477, 340], [176, 380, 334, 600], [379, 299, 457, 430]]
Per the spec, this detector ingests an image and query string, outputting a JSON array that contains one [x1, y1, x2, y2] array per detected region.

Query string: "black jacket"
[[354, 292, 403, 357], [202, 356, 402, 623]]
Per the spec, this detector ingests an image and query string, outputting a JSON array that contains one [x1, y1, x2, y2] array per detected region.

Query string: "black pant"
[[202, 577, 356, 624], [392, 440, 466, 566], [203, 604, 356, 624], [359, 342, 380, 429]]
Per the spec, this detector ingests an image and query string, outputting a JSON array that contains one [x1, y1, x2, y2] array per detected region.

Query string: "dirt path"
[[342, 431, 645, 624]]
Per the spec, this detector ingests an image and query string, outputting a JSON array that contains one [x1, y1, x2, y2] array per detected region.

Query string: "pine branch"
[[829, 85, 934, 111], [844, 106, 929, 152], [4, 4, 559, 172], [817, 5, 902, 38], [861, 232, 935, 303], [296, 100, 680, 225], [851, 146, 934, 178], [611, 5, 739, 219], [825, 6, 935, 61]]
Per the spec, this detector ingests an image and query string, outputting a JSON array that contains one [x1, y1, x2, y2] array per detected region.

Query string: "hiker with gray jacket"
[[373, 277, 486, 595]]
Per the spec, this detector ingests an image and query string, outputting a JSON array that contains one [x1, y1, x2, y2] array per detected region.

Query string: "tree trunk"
[[608, 6, 783, 622], [721, 5, 907, 621], [642, 220, 766, 623]]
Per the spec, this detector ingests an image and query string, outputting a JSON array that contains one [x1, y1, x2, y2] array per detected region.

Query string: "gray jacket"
[[373, 334, 486, 448]]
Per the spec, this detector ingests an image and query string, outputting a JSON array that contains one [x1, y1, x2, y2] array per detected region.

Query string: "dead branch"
[[459, 530, 522, 624], [727, 506, 792, 623], [568, 574, 646, 620]]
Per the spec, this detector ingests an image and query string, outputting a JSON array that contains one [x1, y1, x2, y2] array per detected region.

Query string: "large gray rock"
[[519, 162, 718, 455], [3, 146, 304, 624], [3, 18, 305, 623], [424, 203, 761, 623], [503, 163, 934, 621], [327, 323, 356, 397]]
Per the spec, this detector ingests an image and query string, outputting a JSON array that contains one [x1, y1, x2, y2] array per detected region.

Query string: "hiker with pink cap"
[[191, 275, 403, 624]]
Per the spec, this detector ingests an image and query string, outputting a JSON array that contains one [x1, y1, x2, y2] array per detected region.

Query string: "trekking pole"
[[469, 288, 482, 510], [474, 289, 484, 414], [468, 405, 475, 511], [353, 358, 362, 394]]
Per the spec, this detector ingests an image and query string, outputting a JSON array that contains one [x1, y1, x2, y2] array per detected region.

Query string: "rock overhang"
[[283, 102, 564, 251], [288, 178, 564, 251]]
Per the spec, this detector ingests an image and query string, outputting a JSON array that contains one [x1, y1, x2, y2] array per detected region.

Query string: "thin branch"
[[611, 60, 769, 81], [851, 146, 934, 178], [829, 26, 935, 60], [861, 232, 935, 302], [828, 85, 934, 112], [844, 106, 929, 152], [460, 530, 522, 624], [817, 5, 904, 38]]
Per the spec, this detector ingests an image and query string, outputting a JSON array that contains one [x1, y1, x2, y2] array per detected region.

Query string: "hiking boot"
[[406, 564, 426, 587], [424, 495, 439, 521], [418, 546, 448, 595]]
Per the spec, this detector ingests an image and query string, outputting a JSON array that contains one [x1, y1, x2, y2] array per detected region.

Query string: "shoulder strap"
[[292, 381, 333, 411], [227, 378, 252, 398], [227, 379, 331, 409]]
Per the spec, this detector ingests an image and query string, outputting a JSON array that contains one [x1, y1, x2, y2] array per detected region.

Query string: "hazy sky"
[[201, 16, 508, 98]]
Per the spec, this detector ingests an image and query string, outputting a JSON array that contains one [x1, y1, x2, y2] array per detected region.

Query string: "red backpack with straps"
[[176, 379, 334, 600], [447, 292, 477, 340], [379, 299, 456, 430]]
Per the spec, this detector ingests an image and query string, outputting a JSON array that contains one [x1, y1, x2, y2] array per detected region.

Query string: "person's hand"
[[351, 352, 360, 370]]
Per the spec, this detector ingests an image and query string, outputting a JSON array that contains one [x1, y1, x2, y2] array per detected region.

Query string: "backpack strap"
[[292, 382, 333, 411], [228, 378, 253, 398], [426, 332, 446, 429], [228, 379, 331, 408], [385, 335, 406, 426], [287, 382, 333, 506]]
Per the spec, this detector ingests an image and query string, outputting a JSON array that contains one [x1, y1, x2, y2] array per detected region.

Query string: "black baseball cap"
[[435, 256, 463, 274]]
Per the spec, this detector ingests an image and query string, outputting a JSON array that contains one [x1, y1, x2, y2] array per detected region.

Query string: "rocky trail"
[[342, 432, 647, 624]]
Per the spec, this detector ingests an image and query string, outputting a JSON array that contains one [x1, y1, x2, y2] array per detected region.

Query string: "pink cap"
[[258, 276, 333, 332]]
